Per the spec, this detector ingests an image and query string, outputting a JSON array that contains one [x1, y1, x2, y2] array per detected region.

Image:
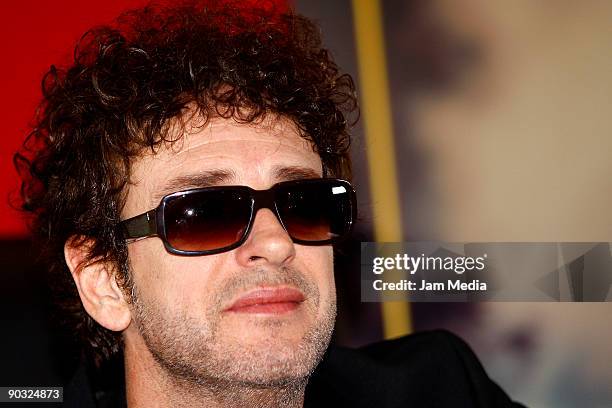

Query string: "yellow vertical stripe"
[[351, 0, 412, 338]]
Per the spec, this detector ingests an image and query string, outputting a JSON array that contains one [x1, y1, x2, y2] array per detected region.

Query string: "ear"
[[64, 236, 132, 332]]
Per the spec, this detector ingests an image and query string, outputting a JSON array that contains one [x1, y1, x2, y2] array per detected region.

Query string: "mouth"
[[224, 286, 306, 314]]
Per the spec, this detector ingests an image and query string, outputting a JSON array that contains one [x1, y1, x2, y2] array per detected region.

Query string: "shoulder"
[[360, 328, 475, 362], [305, 330, 526, 408]]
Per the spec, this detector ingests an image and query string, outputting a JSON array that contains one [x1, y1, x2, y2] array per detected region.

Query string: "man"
[[15, 1, 524, 407]]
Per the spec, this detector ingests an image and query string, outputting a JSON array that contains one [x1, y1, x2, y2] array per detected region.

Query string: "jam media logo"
[[361, 242, 496, 302]]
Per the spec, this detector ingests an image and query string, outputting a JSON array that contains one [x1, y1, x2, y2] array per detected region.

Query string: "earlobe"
[[64, 236, 132, 332]]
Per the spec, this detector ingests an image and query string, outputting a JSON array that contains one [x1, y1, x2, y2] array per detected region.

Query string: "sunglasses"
[[119, 178, 357, 256]]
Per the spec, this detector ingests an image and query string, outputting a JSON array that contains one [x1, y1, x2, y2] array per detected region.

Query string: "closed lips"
[[225, 287, 306, 312]]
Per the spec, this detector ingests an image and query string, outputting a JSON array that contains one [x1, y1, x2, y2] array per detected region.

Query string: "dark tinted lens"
[[276, 180, 353, 242], [164, 189, 252, 252]]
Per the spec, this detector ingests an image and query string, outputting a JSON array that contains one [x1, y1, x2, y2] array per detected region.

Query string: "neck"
[[123, 336, 307, 408]]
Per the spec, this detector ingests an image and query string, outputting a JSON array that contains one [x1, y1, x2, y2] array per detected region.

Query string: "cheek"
[[300, 246, 335, 299], [126, 238, 221, 309]]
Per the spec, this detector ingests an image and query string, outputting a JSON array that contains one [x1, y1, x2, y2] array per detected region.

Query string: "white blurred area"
[[409, 0, 612, 241], [474, 303, 612, 407], [404, 2, 612, 406]]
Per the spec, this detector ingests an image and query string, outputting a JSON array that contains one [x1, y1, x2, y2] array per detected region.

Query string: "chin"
[[216, 326, 330, 385], [230, 341, 321, 385]]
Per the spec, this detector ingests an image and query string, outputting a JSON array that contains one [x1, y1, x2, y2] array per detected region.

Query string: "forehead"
[[136, 114, 322, 177], [123, 114, 322, 215]]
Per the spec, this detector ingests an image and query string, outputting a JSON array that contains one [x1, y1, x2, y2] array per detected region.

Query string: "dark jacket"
[[65, 330, 525, 407]]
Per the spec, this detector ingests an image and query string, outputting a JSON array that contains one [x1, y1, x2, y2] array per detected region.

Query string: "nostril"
[[249, 256, 261, 262]]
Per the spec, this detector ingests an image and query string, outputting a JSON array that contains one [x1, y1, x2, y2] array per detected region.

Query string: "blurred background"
[[1, 0, 611, 406]]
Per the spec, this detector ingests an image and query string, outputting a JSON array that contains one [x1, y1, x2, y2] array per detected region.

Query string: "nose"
[[234, 208, 296, 267]]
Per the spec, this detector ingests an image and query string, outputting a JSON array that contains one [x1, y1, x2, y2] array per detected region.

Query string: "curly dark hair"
[[14, 0, 357, 364]]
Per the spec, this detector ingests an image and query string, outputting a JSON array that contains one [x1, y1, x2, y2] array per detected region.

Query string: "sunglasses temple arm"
[[121, 209, 158, 239]]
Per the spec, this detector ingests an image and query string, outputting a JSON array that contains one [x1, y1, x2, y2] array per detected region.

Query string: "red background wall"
[[0, 1, 152, 238], [0, 0, 289, 238]]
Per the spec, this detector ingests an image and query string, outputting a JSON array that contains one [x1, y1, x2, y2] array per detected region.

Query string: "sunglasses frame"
[[119, 178, 357, 256]]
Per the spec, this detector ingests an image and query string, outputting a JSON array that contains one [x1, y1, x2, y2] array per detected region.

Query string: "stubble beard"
[[129, 266, 336, 403]]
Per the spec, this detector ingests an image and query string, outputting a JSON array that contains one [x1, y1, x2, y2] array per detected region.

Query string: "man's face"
[[121, 114, 336, 386]]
